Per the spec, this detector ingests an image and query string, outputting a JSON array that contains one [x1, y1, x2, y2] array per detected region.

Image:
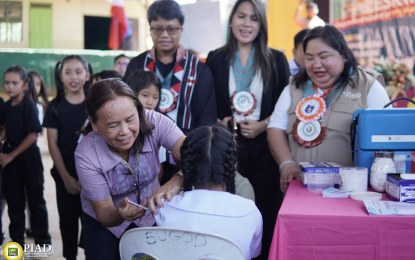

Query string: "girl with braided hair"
[[155, 125, 263, 260]]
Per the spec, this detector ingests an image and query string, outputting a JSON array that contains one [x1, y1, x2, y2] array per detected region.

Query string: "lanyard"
[[109, 145, 140, 199], [313, 84, 333, 100], [155, 66, 174, 89], [233, 47, 256, 92]]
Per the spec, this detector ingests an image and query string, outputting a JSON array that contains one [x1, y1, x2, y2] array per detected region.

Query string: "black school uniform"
[[43, 96, 87, 260], [0, 97, 5, 245], [2, 98, 51, 246], [206, 48, 290, 260]]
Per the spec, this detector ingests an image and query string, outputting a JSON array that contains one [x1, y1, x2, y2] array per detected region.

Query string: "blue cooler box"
[[353, 108, 415, 181]]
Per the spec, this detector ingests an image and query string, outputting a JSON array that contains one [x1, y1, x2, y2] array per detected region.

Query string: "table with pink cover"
[[268, 180, 415, 260]]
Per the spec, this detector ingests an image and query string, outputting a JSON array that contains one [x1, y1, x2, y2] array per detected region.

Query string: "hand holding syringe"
[[128, 199, 149, 211]]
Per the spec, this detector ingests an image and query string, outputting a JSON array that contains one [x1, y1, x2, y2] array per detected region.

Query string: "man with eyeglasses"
[[294, 0, 325, 29], [123, 0, 217, 185], [113, 54, 130, 77]]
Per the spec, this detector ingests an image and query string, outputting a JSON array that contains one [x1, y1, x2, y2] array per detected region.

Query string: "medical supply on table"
[[128, 199, 149, 211], [299, 162, 342, 188], [350, 191, 382, 201], [386, 173, 415, 203], [370, 152, 396, 192], [400, 173, 415, 180], [306, 172, 335, 193], [364, 200, 415, 216], [352, 102, 415, 183], [339, 167, 368, 192], [322, 187, 351, 198]]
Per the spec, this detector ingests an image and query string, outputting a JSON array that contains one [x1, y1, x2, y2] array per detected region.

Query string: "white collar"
[[164, 189, 257, 217]]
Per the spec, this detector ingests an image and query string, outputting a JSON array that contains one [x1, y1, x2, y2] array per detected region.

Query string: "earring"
[[345, 59, 347, 62], [230, 24, 232, 27]]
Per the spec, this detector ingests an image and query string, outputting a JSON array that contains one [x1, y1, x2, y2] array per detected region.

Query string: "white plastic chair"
[[119, 227, 246, 260]]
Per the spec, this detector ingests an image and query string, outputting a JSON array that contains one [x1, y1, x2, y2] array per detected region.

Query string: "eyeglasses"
[[116, 63, 129, 68], [150, 27, 181, 36], [306, 5, 314, 9]]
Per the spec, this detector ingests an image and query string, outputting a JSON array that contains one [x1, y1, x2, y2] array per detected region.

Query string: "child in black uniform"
[[0, 96, 5, 245], [43, 55, 92, 260], [0, 65, 51, 247]]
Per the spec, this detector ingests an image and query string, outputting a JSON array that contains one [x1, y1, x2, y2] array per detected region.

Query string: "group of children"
[[0, 54, 164, 259]]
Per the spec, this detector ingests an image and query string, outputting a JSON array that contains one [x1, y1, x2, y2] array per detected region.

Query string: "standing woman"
[[206, 0, 290, 259]]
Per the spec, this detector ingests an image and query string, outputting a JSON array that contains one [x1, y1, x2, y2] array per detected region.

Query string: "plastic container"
[[306, 172, 336, 193], [339, 167, 368, 192], [350, 191, 382, 201]]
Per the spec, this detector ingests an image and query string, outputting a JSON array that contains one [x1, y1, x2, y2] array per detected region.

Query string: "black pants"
[[237, 132, 283, 260], [82, 211, 138, 260], [52, 169, 83, 260], [2, 147, 51, 246]]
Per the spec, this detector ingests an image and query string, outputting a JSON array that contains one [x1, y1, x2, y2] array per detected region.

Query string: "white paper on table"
[[364, 200, 415, 216]]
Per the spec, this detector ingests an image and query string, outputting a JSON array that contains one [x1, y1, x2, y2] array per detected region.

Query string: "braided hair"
[[180, 125, 237, 194]]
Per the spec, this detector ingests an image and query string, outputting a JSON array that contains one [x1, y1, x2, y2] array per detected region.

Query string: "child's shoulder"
[[5, 98, 35, 108], [167, 190, 259, 218]]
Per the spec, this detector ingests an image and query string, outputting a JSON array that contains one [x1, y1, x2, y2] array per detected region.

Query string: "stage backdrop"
[[331, 0, 415, 67]]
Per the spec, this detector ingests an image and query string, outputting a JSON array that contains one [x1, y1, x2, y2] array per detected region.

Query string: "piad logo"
[[24, 244, 52, 253]]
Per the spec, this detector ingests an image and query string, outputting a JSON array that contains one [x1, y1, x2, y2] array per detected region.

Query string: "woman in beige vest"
[[267, 25, 390, 192]]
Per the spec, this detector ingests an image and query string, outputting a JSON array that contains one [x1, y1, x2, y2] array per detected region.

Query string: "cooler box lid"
[[357, 108, 415, 150]]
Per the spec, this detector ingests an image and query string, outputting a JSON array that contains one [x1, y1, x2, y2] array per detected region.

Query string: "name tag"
[[342, 91, 362, 99]]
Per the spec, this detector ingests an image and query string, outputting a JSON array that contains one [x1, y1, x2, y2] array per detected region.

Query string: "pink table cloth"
[[268, 180, 415, 260]]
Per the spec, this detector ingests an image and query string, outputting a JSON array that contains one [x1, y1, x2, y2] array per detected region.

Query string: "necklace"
[[108, 144, 140, 199]]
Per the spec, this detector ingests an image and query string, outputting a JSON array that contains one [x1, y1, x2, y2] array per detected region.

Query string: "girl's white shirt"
[[36, 102, 43, 125], [155, 189, 263, 260]]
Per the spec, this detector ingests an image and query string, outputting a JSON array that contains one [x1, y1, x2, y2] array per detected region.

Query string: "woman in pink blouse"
[[75, 78, 185, 260]]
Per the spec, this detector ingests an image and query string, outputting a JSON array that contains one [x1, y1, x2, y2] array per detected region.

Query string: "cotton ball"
[[370, 157, 396, 192]]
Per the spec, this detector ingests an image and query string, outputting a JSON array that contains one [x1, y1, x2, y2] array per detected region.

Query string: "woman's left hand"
[[117, 197, 147, 222], [149, 174, 183, 215], [238, 119, 267, 139], [0, 153, 14, 168]]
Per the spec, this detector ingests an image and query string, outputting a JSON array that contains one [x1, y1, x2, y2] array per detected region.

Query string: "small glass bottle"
[[370, 152, 397, 192]]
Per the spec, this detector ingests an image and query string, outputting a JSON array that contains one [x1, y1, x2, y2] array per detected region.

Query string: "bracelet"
[[279, 160, 297, 171], [173, 172, 184, 178], [264, 120, 269, 126]]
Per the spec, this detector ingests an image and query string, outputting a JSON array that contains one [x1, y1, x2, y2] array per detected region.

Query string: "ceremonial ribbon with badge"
[[156, 67, 179, 114], [292, 83, 334, 148], [148, 46, 187, 114], [293, 68, 353, 147], [230, 47, 258, 116]]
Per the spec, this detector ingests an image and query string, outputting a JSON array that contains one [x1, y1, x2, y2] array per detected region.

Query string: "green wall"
[[0, 48, 138, 97]]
